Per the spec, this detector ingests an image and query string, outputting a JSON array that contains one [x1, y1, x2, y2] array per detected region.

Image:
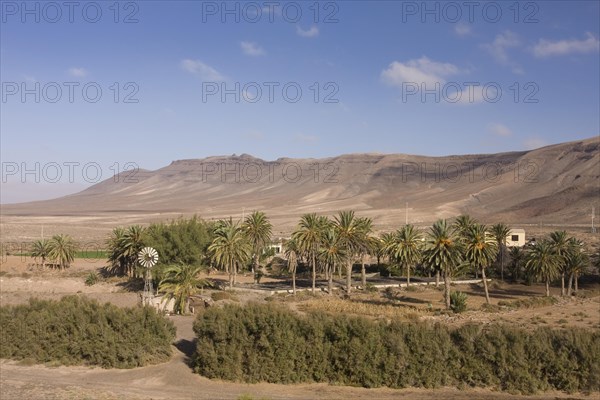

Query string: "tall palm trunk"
[[435, 270, 440, 288], [560, 272, 565, 296], [292, 270, 296, 295], [500, 244, 504, 281], [346, 260, 352, 295], [328, 264, 333, 295], [545, 280, 550, 297], [444, 272, 451, 309], [233, 262, 237, 285], [311, 252, 316, 295], [567, 273, 573, 296], [481, 267, 490, 304], [361, 256, 366, 289], [406, 264, 411, 286], [253, 254, 259, 283], [574, 272, 579, 292], [228, 261, 233, 289]]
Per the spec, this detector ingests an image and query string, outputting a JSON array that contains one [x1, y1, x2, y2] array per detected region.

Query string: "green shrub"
[[84, 272, 99, 286], [450, 291, 468, 313], [192, 303, 600, 394], [0, 296, 175, 368]]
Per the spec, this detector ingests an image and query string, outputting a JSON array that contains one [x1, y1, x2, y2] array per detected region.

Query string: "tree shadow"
[[174, 338, 196, 368], [115, 278, 144, 292]]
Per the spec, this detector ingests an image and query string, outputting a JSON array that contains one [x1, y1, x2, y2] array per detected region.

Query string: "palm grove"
[[96, 211, 599, 313]]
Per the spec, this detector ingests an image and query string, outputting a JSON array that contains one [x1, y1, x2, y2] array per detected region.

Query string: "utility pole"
[[405, 202, 408, 225], [593, 207, 596, 233]]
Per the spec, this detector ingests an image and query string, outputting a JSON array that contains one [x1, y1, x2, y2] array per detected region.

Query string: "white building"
[[506, 229, 526, 247]]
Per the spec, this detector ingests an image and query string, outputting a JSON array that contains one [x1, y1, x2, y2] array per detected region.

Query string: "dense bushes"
[[192, 303, 600, 394], [0, 296, 176, 368]]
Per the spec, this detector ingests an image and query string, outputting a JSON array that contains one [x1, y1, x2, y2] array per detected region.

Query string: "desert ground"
[[1, 245, 599, 400]]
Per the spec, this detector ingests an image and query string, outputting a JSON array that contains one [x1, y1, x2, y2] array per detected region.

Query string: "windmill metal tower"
[[138, 247, 158, 306]]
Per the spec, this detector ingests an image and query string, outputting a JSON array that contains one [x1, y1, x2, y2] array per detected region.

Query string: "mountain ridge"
[[2, 137, 598, 232]]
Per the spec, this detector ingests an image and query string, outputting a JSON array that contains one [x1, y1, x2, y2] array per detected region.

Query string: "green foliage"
[[47, 234, 77, 269], [450, 291, 468, 313], [146, 216, 215, 267], [192, 303, 599, 394], [84, 272, 99, 286], [0, 296, 175, 368], [106, 225, 145, 277], [158, 263, 209, 314]]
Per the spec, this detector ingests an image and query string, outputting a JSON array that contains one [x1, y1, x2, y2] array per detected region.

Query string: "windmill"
[[138, 247, 158, 306]]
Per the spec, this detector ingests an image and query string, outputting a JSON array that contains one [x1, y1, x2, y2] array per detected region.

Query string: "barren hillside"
[[1, 137, 598, 239]]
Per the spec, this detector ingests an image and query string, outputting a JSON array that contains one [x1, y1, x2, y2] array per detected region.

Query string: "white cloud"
[[488, 123, 512, 137], [482, 31, 523, 74], [181, 59, 225, 81], [296, 25, 319, 38], [454, 23, 472, 37], [451, 85, 497, 105], [533, 32, 600, 57], [381, 56, 460, 87], [68, 67, 88, 77], [240, 41, 265, 56], [295, 133, 319, 143], [523, 137, 547, 150]]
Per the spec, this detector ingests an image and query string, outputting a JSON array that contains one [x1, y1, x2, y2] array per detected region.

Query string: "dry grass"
[[298, 296, 424, 321]]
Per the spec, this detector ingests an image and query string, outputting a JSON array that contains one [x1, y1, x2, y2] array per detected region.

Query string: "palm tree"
[[423, 219, 463, 309], [525, 240, 560, 297], [291, 213, 328, 295], [385, 224, 423, 287], [107, 227, 127, 275], [333, 211, 364, 295], [106, 225, 146, 277], [453, 214, 476, 236], [319, 228, 347, 294], [158, 263, 208, 314], [356, 217, 374, 289], [565, 238, 588, 295], [284, 238, 300, 295], [48, 234, 76, 270], [209, 219, 251, 289], [30, 239, 51, 269], [490, 223, 511, 281], [463, 224, 498, 304], [242, 211, 273, 282], [549, 230, 570, 296], [508, 246, 525, 282]]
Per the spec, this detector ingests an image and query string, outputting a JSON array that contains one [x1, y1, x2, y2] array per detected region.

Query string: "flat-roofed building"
[[506, 229, 526, 247]]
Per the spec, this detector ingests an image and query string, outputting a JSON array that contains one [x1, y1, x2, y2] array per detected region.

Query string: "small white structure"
[[268, 240, 284, 255], [143, 294, 176, 314], [506, 229, 526, 247]]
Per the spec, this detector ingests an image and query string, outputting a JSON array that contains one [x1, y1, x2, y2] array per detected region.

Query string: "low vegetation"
[[192, 303, 600, 394], [0, 296, 176, 368]]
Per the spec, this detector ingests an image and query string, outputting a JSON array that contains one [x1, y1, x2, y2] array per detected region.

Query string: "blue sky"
[[1, 0, 599, 202]]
